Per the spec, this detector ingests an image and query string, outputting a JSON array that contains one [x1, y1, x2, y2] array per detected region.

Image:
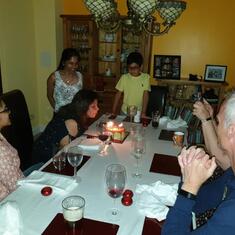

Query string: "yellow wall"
[[0, 0, 63, 132], [33, 0, 63, 128], [0, 0, 38, 125], [64, 0, 235, 87]]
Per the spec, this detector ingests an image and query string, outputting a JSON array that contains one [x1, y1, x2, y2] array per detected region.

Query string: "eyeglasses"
[[128, 65, 140, 71], [0, 106, 10, 114]]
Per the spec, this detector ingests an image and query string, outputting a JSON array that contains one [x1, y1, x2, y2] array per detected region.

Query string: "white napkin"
[[78, 138, 100, 151], [0, 201, 22, 235], [159, 116, 169, 126], [167, 117, 188, 129], [17, 170, 77, 195], [135, 181, 178, 221]]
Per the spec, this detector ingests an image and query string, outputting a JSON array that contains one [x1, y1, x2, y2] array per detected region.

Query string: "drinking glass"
[[52, 151, 66, 172], [67, 146, 83, 182], [105, 164, 126, 220], [152, 110, 160, 128], [127, 105, 137, 123], [132, 136, 146, 178], [62, 195, 85, 228]]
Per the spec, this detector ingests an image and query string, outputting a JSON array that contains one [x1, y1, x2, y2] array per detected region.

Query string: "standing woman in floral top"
[[0, 98, 24, 201], [47, 48, 83, 112]]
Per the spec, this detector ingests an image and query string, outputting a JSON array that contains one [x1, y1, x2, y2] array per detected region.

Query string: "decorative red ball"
[[123, 189, 134, 198], [121, 197, 133, 206], [41, 186, 53, 196]]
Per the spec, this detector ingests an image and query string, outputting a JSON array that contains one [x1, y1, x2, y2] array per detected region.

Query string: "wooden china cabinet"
[[61, 15, 152, 115]]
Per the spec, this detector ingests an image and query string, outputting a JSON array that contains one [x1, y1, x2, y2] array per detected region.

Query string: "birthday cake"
[[105, 121, 126, 142]]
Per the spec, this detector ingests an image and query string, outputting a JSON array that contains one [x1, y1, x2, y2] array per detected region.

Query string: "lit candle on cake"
[[105, 122, 126, 142]]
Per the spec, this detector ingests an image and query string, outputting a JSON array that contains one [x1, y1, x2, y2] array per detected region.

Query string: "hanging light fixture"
[[84, 0, 186, 36]]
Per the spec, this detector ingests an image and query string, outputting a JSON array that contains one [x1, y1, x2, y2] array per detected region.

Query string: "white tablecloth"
[[1, 115, 181, 235]]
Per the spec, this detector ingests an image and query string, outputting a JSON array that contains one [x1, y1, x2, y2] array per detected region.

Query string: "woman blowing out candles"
[[0, 98, 24, 201], [33, 89, 99, 164]]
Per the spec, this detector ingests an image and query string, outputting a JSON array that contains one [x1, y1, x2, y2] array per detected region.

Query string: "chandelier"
[[83, 0, 187, 36]]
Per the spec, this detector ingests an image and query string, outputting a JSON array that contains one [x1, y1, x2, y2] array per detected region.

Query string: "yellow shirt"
[[115, 73, 150, 113]]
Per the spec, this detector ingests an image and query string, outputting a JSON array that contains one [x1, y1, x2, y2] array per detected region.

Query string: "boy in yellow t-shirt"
[[112, 52, 150, 118]]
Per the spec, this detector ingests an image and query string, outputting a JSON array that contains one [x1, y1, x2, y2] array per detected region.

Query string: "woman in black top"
[[33, 89, 99, 163]]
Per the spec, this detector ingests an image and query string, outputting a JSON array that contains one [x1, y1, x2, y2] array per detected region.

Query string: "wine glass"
[[67, 146, 83, 182], [105, 164, 126, 220], [96, 122, 112, 155], [132, 136, 146, 178]]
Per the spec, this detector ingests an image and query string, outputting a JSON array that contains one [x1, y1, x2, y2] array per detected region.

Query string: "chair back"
[[146, 86, 168, 117], [1, 89, 33, 170]]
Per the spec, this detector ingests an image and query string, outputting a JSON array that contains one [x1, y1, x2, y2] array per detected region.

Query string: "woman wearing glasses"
[[0, 99, 24, 201]]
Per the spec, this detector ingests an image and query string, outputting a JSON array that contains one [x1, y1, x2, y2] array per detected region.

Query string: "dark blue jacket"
[[162, 168, 235, 234]]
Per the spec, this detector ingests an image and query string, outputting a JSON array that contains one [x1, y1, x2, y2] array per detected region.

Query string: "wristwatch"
[[202, 116, 213, 123], [178, 189, 197, 200]]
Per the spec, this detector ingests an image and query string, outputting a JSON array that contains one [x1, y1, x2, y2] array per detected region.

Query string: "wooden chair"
[[1, 89, 33, 171], [146, 86, 168, 117]]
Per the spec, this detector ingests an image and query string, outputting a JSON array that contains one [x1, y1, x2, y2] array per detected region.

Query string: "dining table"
[[1, 115, 183, 235]]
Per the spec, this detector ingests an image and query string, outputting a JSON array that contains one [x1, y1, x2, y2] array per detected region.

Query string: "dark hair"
[[57, 48, 80, 70], [126, 52, 143, 67], [57, 89, 98, 124]]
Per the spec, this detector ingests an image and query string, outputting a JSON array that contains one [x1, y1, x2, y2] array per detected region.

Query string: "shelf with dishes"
[[99, 41, 118, 44]]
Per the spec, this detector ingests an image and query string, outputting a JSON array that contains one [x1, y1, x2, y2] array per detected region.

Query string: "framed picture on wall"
[[204, 64, 227, 82], [153, 55, 181, 80]]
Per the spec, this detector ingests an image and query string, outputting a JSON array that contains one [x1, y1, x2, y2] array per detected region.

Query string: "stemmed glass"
[[67, 146, 83, 182], [132, 136, 146, 178], [105, 164, 126, 220], [96, 123, 112, 155]]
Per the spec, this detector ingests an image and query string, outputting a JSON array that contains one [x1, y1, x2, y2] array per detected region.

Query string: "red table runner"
[[158, 129, 175, 141], [150, 153, 181, 176], [42, 155, 90, 176], [42, 213, 119, 235], [142, 217, 165, 235]]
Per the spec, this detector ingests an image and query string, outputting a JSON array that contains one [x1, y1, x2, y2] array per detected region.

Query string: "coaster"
[[42, 213, 119, 235], [42, 155, 90, 176], [142, 217, 164, 235], [158, 130, 175, 141], [149, 153, 181, 176]]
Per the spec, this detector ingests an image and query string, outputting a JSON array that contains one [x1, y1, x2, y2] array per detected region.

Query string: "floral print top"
[[0, 133, 24, 201], [53, 71, 83, 112]]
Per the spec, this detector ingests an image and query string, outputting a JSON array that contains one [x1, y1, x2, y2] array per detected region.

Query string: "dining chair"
[[146, 85, 168, 117], [1, 89, 34, 171]]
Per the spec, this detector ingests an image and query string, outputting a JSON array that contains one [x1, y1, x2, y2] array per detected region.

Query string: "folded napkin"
[[135, 181, 178, 221], [0, 201, 22, 235], [78, 138, 100, 151], [159, 116, 169, 126], [166, 117, 187, 129], [17, 170, 77, 194]]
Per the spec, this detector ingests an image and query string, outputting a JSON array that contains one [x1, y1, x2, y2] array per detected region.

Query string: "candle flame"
[[106, 121, 114, 128]]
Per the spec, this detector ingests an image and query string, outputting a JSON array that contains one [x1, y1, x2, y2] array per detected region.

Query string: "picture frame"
[[153, 55, 181, 80], [204, 64, 227, 82]]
